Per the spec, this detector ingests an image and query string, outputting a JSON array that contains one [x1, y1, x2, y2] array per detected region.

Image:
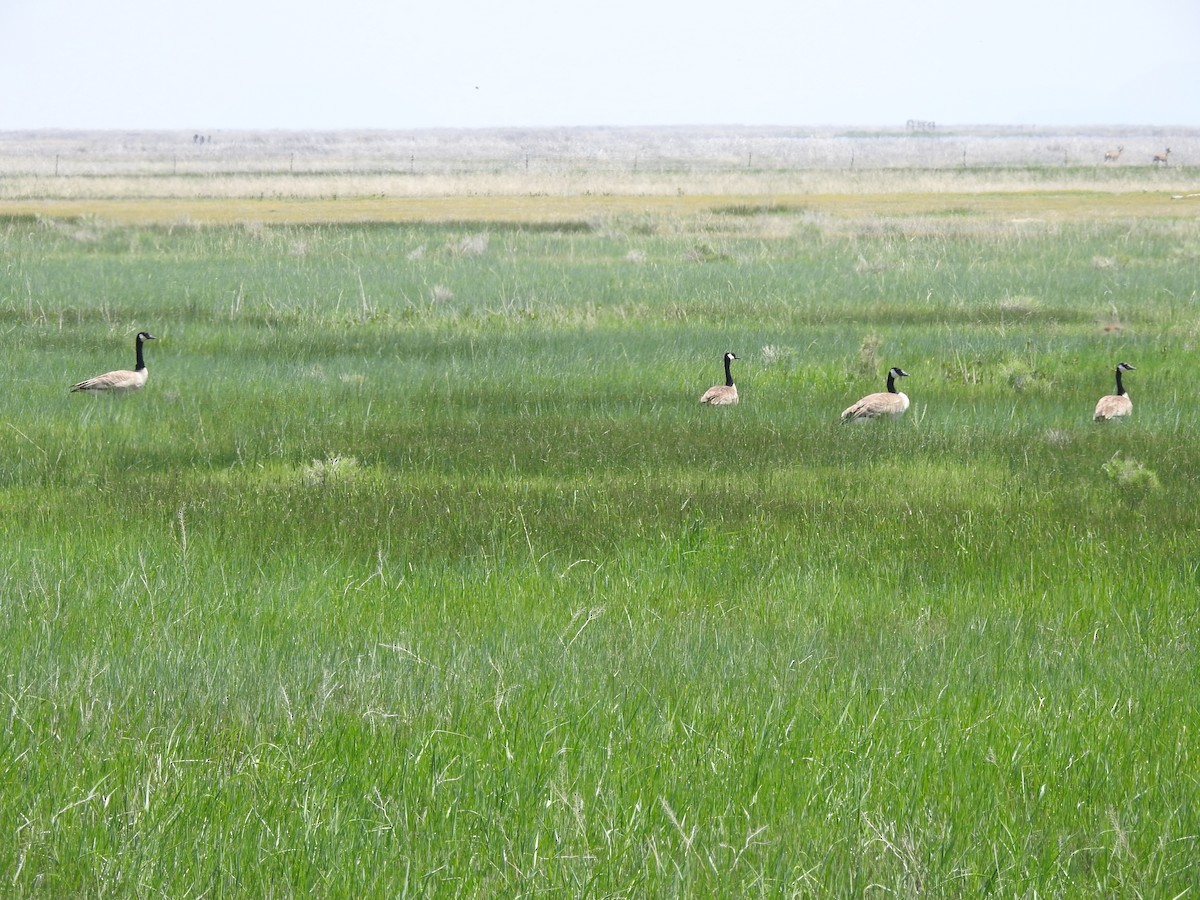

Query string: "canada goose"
[[70, 331, 157, 393], [841, 366, 910, 422], [1093, 362, 1135, 421], [699, 352, 740, 405]]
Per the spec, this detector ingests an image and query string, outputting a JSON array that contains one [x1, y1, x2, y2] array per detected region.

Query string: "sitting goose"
[[841, 367, 910, 422], [699, 351, 740, 406], [71, 331, 157, 393], [1093, 362, 1135, 421]]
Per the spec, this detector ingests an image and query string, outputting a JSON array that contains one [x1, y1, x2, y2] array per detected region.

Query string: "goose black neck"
[[886, 372, 897, 393], [724, 356, 734, 387], [1115, 367, 1126, 396], [135, 338, 147, 372]]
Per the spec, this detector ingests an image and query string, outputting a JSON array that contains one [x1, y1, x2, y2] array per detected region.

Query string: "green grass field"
[[2, 185, 1199, 896]]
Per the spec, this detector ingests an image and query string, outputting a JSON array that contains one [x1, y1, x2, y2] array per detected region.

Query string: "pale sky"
[[2, 0, 1197, 130]]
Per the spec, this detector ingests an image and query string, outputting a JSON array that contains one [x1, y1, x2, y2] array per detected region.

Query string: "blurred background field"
[[1, 124, 1197, 207]]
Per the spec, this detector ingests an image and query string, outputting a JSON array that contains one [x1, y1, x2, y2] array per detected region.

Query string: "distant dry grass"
[[0, 190, 1192, 227], [2, 125, 1197, 214], [0, 167, 1196, 202]]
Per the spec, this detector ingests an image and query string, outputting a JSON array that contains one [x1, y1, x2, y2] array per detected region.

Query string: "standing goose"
[[70, 331, 157, 393], [699, 351, 740, 405], [841, 366, 911, 422], [1093, 362, 1135, 421]]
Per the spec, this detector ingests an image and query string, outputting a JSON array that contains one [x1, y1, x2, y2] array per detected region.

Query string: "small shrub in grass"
[[997, 357, 1051, 393], [447, 233, 490, 256], [755, 344, 801, 391], [852, 334, 884, 378], [854, 253, 896, 274], [991, 294, 1041, 319], [301, 454, 361, 488], [686, 242, 733, 262], [1044, 428, 1072, 447], [760, 344, 797, 367], [1102, 453, 1161, 503]]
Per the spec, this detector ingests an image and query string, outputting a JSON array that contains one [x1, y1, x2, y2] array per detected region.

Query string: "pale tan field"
[[1, 125, 1197, 224], [2, 190, 1196, 228]]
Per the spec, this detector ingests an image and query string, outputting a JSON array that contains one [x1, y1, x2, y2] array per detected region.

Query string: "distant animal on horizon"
[[1094, 362, 1136, 421], [1104, 146, 1123, 162], [699, 351, 740, 405], [70, 331, 157, 393], [841, 366, 910, 422], [1152, 149, 1171, 166]]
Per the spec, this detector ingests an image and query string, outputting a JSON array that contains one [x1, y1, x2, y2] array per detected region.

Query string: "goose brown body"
[[841, 367, 911, 421], [71, 332, 157, 393], [700, 352, 740, 405], [1094, 362, 1135, 421]]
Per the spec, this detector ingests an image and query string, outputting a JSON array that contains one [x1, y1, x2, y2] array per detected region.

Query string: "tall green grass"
[[1, 208, 1198, 896]]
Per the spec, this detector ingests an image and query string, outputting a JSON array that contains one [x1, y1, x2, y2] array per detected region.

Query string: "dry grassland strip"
[[0, 190, 1193, 226]]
